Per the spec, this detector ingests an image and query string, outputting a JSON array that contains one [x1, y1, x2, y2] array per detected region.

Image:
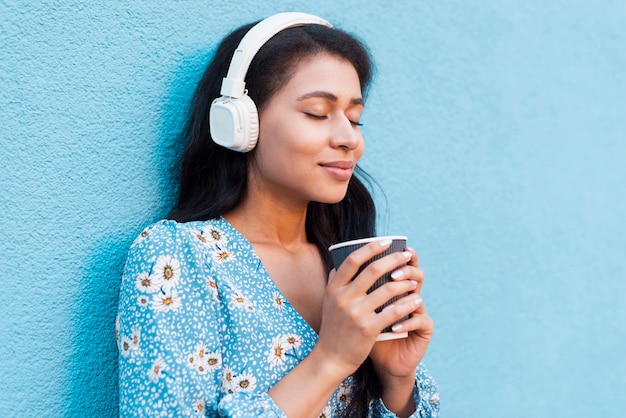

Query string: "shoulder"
[[126, 217, 244, 263], [120, 218, 234, 305], [129, 219, 176, 248], [128, 217, 231, 250], [124, 218, 229, 269]]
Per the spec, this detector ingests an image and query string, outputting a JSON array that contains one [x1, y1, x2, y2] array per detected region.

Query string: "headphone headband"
[[210, 12, 333, 152], [220, 12, 332, 98]]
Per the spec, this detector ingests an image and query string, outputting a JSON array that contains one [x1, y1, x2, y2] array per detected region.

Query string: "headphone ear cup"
[[240, 94, 259, 152], [209, 94, 259, 152]]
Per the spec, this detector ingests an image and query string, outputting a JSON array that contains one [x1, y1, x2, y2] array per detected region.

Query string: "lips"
[[319, 160, 354, 181], [320, 160, 354, 169]]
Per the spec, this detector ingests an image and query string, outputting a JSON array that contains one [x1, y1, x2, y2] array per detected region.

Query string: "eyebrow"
[[296, 90, 364, 105]]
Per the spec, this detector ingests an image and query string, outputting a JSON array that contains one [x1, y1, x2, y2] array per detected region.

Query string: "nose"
[[329, 115, 361, 150]]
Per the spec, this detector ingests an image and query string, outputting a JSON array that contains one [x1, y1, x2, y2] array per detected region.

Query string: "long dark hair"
[[169, 20, 380, 417]]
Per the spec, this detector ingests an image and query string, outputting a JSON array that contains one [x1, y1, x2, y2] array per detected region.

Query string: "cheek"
[[355, 136, 365, 162], [252, 135, 303, 178]]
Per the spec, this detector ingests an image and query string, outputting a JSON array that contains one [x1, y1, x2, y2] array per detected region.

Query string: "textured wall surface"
[[1, 1, 625, 417]]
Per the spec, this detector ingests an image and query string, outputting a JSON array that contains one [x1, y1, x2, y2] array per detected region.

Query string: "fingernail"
[[382, 304, 395, 312], [402, 251, 412, 259], [410, 280, 418, 288], [392, 323, 404, 332], [390, 270, 404, 280], [379, 238, 392, 246], [403, 296, 421, 307]]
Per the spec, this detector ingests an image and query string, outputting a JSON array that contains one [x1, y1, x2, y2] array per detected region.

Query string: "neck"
[[224, 192, 310, 249]]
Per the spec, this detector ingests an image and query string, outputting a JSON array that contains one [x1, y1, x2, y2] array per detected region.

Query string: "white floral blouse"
[[117, 217, 440, 417]]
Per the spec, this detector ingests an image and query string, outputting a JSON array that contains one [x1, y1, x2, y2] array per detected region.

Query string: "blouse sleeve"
[[369, 363, 440, 417], [116, 220, 287, 417]]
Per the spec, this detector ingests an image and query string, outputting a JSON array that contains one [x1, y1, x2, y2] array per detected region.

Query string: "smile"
[[320, 161, 354, 181]]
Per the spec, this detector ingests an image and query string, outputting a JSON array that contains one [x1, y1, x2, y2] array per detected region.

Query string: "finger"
[[391, 311, 434, 335], [349, 250, 413, 296], [405, 247, 419, 267], [392, 247, 424, 293], [330, 239, 394, 288], [375, 294, 424, 330], [365, 278, 418, 313], [390, 265, 424, 292], [396, 292, 428, 316], [383, 293, 424, 316], [413, 296, 428, 315], [327, 268, 338, 285]]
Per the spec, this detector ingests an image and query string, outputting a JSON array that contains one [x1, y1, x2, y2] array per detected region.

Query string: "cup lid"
[[328, 235, 407, 251]]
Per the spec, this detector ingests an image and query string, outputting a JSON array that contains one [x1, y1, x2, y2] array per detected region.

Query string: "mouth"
[[320, 160, 354, 169], [319, 160, 355, 181]]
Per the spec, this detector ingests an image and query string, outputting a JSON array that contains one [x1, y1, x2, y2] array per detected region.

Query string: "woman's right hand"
[[313, 239, 419, 377]]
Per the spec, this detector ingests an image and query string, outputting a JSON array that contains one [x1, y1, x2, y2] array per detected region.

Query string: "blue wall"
[[1, 1, 624, 417]]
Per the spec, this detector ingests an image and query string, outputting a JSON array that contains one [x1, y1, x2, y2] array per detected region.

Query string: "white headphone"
[[209, 12, 332, 152]]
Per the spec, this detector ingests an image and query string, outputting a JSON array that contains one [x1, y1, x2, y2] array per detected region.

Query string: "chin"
[[313, 190, 350, 205]]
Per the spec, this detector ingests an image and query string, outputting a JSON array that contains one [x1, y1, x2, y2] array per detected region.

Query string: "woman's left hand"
[[368, 248, 434, 409]]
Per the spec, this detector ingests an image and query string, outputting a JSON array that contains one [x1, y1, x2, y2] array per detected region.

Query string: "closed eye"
[[304, 113, 327, 121], [306, 112, 362, 127]]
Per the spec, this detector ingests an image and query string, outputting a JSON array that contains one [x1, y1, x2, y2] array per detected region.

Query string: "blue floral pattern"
[[117, 217, 440, 417]]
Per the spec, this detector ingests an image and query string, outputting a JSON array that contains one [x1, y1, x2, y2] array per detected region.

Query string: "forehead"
[[276, 53, 363, 100]]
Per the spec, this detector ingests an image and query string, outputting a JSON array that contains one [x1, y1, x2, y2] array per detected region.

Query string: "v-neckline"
[[215, 217, 320, 339]]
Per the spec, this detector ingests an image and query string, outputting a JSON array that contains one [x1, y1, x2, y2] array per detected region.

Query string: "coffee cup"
[[328, 236, 410, 341]]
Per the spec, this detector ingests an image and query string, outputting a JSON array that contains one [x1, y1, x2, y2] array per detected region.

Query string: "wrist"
[[308, 345, 353, 385], [376, 367, 416, 389], [267, 346, 352, 416], [379, 374, 416, 418]]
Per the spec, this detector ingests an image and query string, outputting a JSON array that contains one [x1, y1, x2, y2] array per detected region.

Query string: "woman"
[[117, 12, 439, 417]]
